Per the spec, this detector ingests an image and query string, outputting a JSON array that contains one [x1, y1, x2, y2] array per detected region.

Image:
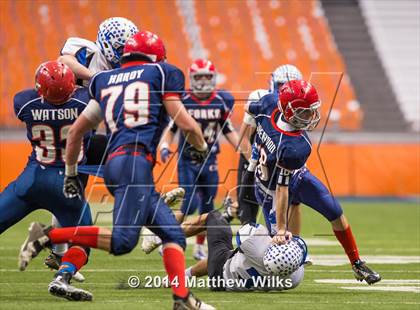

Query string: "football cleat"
[[19, 222, 50, 271], [162, 187, 185, 207], [141, 234, 162, 254], [173, 292, 215, 310], [44, 253, 85, 282], [352, 260, 381, 285], [192, 244, 207, 261], [48, 272, 92, 301]]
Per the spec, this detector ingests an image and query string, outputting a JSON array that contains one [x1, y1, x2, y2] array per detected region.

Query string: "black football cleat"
[[18, 222, 51, 271], [173, 292, 215, 310], [48, 272, 92, 301], [352, 260, 381, 285], [45, 253, 85, 282]]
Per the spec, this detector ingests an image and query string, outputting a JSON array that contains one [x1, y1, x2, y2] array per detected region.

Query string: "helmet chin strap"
[[193, 90, 213, 100]]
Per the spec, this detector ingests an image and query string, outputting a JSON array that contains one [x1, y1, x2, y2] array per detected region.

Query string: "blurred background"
[[0, 0, 418, 200]]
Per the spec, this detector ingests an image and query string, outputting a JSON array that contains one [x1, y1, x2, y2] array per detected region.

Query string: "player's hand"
[[63, 175, 83, 199], [272, 230, 292, 245], [185, 144, 209, 163], [160, 147, 172, 163]]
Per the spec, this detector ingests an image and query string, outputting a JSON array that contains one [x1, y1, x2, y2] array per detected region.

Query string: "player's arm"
[[57, 54, 93, 81], [273, 183, 292, 244], [159, 123, 176, 163], [163, 95, 207, 153], [238, 102, 257, 160], [64, 99, 103, 198]]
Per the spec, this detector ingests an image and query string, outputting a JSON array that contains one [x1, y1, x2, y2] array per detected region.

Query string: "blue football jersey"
[[13, 88, 92, 167], [171, 90, 234, 160], [88, 62, 185, 158], [249, 93, 312, 190]]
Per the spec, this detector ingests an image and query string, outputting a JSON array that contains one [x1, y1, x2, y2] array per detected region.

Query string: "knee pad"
[[111, 229, 140, 255]]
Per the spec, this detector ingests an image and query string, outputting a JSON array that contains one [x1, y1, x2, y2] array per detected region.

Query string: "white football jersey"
[[222, 224, 304, 291], [61, 37, 111, 86], [243, 89, 270, 127]]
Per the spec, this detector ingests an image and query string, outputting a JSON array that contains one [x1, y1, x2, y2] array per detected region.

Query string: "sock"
[[58, 246, 88, 275], [48, 227, 100, 248], [334, 226, 360, 264], [196, 234, 205, 245], [185, 267, 192, 278], [162, 247, 189, 298]]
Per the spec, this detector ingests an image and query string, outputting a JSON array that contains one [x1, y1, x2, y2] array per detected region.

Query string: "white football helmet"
[[263, 236, 308, 277], [270, 64, 303, 91], [97, 17, 139, 67]]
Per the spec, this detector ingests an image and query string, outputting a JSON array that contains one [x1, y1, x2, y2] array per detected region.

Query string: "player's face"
[[191, 73, 215, 98], [291, 107, 320, 130]]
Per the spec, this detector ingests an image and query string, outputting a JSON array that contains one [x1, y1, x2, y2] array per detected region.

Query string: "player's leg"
[[147, 190, 214, 308], [193, 163, 218, 260], [295, 169, 381, 284], [177, 159, 200, 221], [0, 181, 37, 236], [204, 210, 234, 291], [237, 154, 259, 224]]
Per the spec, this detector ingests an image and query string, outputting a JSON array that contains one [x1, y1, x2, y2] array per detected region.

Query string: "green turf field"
[[1, 201, 419, 309]]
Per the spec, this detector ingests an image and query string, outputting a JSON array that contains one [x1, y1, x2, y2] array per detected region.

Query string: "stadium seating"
[[359, 0, 420, 131], [0, 0, 362, 130]]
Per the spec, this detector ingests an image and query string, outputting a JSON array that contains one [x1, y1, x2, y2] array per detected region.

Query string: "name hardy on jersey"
[[256, 123, 276, 153], [31, 108, 79, 121], [107, 69, 144, 85]]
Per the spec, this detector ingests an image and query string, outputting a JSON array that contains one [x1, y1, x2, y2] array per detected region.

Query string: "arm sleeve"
[[163, 65, 185, 99], [81, 99, 103, 125], [276, 143, 307, 186]]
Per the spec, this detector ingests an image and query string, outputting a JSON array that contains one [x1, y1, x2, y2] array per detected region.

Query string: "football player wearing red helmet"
[[0, 60, 95, 300], [19, 31, 215, 309], [240, 80, 381, 285], [156, 59, 241, 261]]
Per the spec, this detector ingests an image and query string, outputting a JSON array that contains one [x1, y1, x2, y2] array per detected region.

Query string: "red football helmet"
[[35, 61, 75, 104], [189, 59, 217, 93], [122, 31, 166, 62], [278, 80, 321, 131]]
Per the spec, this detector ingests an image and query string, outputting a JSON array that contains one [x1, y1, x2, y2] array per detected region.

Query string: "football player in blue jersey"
[[0, 61, 94, 300], [45, 16, 139, 271], [19, 31, 215, 309], [237, 64, 303, 225], [240, 80, 381, 285], [155, 59, 240, 260]]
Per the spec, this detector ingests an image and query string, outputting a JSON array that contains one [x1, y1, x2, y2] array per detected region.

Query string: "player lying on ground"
[[18, 31, 215, 310], [144, 198, 307, 292], [0, 61, 96, 298], [237, 64, 303, 224], [46, 17, 138, 274], [240, 79, 381, 284], [157, 59, 241, 260]]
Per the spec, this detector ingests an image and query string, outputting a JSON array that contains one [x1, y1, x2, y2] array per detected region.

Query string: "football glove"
[[238, 169, 256, 203], [160, 147, 172, 163], [63, 175, 83, 199], [184, 144, 209, 163]]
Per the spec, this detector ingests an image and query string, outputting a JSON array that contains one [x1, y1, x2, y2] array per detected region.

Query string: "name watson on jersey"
[[31, 108, 79, 121]]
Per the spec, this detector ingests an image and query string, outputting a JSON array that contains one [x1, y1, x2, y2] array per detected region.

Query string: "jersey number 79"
[[101, 82, 150, 133]]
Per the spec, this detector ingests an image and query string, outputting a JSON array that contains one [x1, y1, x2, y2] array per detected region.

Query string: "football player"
[[143, 198, 307, 292], [58, 16, 138, 85], [0, 61, 94, 300], [240, 80, 381, 285], [19, 31, 214, 309], [46, 16, 139, 270], [237, 64, 303, 225], [157, 59, 240, 260]]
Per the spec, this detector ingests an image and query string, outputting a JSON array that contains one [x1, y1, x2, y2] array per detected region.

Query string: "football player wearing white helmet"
[[58, 17, 138, 85], [143, 198, 308, 292], [237, 64, 303, 225]]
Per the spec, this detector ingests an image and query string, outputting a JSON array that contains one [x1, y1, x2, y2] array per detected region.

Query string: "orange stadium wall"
[[0, 142, 418, 199]]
